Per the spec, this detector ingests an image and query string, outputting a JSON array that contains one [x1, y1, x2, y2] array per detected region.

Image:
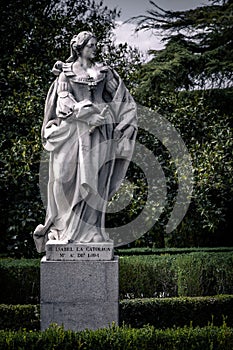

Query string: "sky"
[[101, 0, 209, 55]]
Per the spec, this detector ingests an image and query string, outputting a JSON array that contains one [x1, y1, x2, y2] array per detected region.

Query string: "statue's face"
[[81, 37, 97, 60]]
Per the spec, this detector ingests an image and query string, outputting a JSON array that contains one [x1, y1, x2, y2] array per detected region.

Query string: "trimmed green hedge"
[[0, 304, 40, 330], [119, 252, 233, 298], [120, 295, 233, 329], [1, 295, 233, 331], [116, 247, 233, 256], [0, 259, 40, 304], [0, 324, 233, 350], [1, 252, 233, 303]]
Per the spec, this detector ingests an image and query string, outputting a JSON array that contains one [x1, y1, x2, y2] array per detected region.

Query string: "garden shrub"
[[176, 253, 233, 296], [120, 255, 178, 298], [0, 323, 233, 350], [116, 246, 233, 256], [1, 296, 233, 331], [119, 252, 233, 298], [0, 259, 40, 304], [120, 295, 233, 329], [1, 252, 233, 303], [0, 304, 39, 330]]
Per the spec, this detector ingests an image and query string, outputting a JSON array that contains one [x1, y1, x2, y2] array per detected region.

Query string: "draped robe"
[[33, 61, 137, 253]]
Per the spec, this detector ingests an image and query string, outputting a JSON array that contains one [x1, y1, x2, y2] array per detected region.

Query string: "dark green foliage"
[[0, 304, 40, 331], [116, 246, 233, 256], [179, 88, 233, 118], [102, 42, 143, 89], [130, 0, 233, 92], [120, 295, 233, 329], [161, 94, 233, 247], [1, 252, 233, 304], [119, 253, 233, 298], [0, 323, 233, 350], [125, 0, 233, 249], [126, 91, 233, 248], [0, 259, 40, 304], [176, 253, 233, 296], [120, 255, 178, 298], [1, 296, 233, 331]]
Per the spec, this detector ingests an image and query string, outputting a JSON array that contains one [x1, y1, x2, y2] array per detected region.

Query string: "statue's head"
[[67, 31, 97, 62]]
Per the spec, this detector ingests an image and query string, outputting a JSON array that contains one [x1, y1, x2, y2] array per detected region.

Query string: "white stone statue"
[[34, 31, 137, 253]]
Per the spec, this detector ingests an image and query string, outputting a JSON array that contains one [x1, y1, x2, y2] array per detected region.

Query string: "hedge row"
[[120, 295, 233, 329], [116, 247, 233, 256], [0, 259, 40, 304], [1, 295, 233, 331], [0, 324, 233, 350], [119, 252, 233, 298], [0, 304, 40, 330], [0, 252, 233, 303]]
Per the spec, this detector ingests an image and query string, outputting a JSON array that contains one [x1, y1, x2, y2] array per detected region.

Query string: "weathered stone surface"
[[41, 301, 119, 331], [45, 240, 114, 261], [40, 256, 119, 331]]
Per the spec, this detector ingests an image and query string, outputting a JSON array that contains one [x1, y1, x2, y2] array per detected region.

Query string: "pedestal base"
[[40, 256, 119, 331]]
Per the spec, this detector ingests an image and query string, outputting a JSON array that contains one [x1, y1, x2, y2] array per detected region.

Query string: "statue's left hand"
[[113, 129, 123, 140], [114, 126, 135, 140], [123, 126, 135, 139]]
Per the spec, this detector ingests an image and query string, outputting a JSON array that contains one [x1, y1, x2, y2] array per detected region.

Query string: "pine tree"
[[129, 0, 233, 94]]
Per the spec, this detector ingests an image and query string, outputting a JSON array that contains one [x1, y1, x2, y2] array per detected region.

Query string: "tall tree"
[[124, 0, 233, 248], [0, 0, 120, 92], [129, 0, 233, 97]]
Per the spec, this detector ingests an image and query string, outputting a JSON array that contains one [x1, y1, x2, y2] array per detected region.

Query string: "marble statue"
[[34, 31, 137, 253]]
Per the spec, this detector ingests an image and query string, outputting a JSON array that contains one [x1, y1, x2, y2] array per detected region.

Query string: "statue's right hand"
[[88, 113, 105, 127], [73, 100, 101, 115]]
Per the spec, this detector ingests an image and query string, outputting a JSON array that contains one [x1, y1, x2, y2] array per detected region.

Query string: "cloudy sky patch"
[[102, 0, 209, 54], [113, 21, 164, 55]]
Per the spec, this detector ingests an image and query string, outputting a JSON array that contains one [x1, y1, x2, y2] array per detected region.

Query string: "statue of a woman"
[[34, 31, 137, 253]]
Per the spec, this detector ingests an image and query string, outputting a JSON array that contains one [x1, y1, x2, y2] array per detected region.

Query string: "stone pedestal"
[[40, 256, 119, 331]]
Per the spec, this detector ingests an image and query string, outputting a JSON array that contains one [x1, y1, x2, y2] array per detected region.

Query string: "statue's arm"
[[56, 72, 101, 122], [56, 72, 78, 119]]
